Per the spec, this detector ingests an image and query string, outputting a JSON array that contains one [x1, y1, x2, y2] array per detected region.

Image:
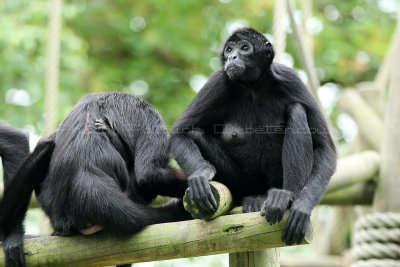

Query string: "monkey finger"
[[265, 207, 274, 223], [242, 204, 247, 213], [296, 216, 309, 244], [188, 182, 198, 201], [202, 197, 216, 213], [265, 206, 273, 223], [188, 179, 197, 200], [201, 178, 217, 210], [286, 212, 301, 245], [271, 208, 281, 224], [188, 186, 195, 201], [260, 201, 266, 216], [267, 206, 279, 224], [291, 215, 306, 245], [190, 178, 202, 202], [194, 179, 213, 213], [196, 180, 215, 212], [248, 202, 255, 213], [282, 212, 297, 244], [251, 198, 260, 212]]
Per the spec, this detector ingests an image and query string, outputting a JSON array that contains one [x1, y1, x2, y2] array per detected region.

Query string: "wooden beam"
[[320, 181, 375, 206], [0, 212, 310, 267], [338, 89, 383, 150], [326, 151, 379, 194]]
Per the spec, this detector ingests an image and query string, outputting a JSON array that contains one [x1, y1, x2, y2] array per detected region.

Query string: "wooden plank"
[[0, 212, 310, 267]]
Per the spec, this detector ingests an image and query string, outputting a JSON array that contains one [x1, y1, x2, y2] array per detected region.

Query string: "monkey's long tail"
[[71, 170, 190, 234]]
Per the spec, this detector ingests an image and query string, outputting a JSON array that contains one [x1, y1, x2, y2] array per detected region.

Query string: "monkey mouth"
[[225, 64, 245, 79], [225, 63, 245, 71]]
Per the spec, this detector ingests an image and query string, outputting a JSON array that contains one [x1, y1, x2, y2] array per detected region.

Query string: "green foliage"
[[0, 0, 397, 134]]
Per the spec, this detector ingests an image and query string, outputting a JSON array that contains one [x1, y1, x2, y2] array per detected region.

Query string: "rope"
[[44, 0, 62, 135], [355, 212, 400, 230], [272, 0, 287, 63], [354, 228, 400, 244], [351, 212, 400, 267], [353, 243, 400, 260]]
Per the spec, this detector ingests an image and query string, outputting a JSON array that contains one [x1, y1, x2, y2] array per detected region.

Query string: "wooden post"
[[373, 8, 400, 212], [229, 249, 280, 267]]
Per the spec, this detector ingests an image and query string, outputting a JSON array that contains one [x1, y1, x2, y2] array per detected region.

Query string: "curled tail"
[[70, 170, 189, 235]]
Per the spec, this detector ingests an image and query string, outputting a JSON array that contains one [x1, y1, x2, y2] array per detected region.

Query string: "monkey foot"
[[80, 224, 103, 235]]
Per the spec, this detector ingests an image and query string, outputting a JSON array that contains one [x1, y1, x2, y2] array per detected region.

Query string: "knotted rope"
[[351, 212, 400, 267]]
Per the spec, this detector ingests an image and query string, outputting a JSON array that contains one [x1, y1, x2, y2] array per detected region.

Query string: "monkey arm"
[[188, 130, 244, 183], [281, 105, 336, 245], [171, 70, 229, 213], [293, 106, 336, 210], [262, 103, 312, 224]]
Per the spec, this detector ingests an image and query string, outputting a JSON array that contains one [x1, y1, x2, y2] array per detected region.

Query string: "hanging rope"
[[44, 0, 62, 135], [273, 0, 287, 63]]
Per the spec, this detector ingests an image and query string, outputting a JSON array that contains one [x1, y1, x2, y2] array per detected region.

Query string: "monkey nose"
[[229, 55, 237, 61]]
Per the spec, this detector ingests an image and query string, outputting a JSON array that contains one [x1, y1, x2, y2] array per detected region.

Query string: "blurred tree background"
[[0, 0, 397, 140]]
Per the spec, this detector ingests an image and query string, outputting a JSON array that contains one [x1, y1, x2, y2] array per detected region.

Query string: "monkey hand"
[[94, 117, 111, 132], [242, 195, 265, 213], [187, 164, 217, 215], [261, 189, 293, 224], [282, 200, 311, 245], [3, 231, 26, 267]]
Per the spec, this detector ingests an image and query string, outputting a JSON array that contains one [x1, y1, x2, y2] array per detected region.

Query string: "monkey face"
[[223, 40, 253, 80], [221, 28, 275, 82]]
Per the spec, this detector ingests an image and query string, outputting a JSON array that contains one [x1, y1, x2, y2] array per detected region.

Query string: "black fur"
[[0, 123, 29, 187], [0, 123, 30, 267], [170, 28, 336, 245], [0, 92, 190, 267]]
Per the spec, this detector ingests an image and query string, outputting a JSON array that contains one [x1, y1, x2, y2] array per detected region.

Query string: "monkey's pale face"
[[223, 40, 254, 80]]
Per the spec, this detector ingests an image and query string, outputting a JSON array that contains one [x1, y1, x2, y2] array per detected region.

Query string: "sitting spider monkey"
[[170, 28, 337, 245], [0, 92, 191, 267]]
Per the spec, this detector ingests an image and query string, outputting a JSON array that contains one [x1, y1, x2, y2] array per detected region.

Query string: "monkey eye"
[[242, 45, 249, 51], [226, 47, 232, 53]]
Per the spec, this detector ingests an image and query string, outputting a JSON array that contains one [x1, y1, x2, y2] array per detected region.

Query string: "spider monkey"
[[0, 92, 191, 267], [171, 28, 336, 245]]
